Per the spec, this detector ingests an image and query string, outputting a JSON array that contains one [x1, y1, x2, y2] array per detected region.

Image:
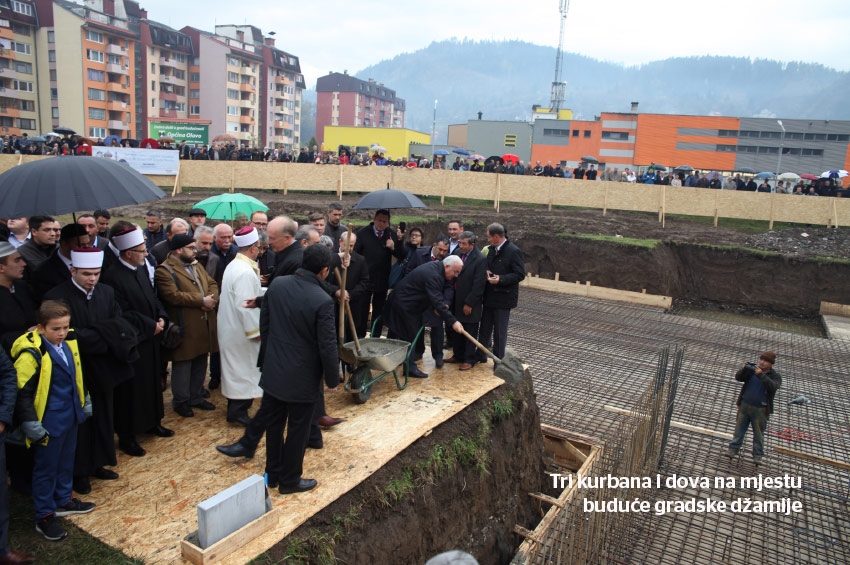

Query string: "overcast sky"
[[142, 0, 850, 86]]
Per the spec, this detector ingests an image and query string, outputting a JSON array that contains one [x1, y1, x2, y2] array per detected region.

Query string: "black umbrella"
[[350, 185, 427, 210], [735, 166, 757, 174], [0, 157, 166, 218], [53, 126, 76, 135], [486, 155, 504, 164], [674, 164, 694, 172], [581, 155, 599, 164]]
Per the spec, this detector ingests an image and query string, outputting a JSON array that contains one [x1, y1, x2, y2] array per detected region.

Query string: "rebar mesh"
[[511, 289, 850, 564]]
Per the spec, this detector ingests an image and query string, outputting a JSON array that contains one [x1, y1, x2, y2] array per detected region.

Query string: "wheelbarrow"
[[340, 337, 411, 404]]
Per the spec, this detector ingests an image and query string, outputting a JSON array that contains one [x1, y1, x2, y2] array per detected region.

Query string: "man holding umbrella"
[[354, 209, 406, 337]]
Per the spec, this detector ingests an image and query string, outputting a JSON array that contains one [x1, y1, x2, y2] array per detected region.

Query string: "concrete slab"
[[197, 475, 266, 549], [821, 314, 850, 340]]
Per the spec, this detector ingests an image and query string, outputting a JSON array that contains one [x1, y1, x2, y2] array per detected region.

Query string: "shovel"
[[458, 328, 525, 384]]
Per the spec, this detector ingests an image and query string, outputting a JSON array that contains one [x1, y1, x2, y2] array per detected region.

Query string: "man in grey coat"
[[216, 245, 339, 495]]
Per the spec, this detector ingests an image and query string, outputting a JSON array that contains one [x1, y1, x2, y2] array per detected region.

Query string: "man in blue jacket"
[[726, 350, 781, 466]]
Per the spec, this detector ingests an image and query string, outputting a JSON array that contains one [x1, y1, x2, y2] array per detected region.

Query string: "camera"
[[398, 221, 406, 233]]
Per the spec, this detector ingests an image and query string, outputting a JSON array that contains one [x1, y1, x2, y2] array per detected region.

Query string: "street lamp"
[[776, 119, 786, 181], [431, 99, 438, 160]]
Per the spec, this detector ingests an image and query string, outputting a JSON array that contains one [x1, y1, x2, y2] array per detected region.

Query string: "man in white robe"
[[218, 226, 263, 426]]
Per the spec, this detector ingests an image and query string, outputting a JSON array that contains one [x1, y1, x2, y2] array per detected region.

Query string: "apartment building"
[[0, 0, 41, 137], [32, 0, 137, 140], [261, 38, 305, 150], [139, 17, 193, 136], [315, 71, 405, 144]]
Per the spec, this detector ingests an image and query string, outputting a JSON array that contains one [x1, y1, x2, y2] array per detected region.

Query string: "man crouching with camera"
[[726, 351, 781, 466]]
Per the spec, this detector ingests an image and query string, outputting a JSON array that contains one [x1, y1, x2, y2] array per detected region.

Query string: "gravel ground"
[[744, 228, 850, 261]]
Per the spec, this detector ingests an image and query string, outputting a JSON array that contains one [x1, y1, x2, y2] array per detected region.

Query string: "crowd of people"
[[0, 201, 525, 559]]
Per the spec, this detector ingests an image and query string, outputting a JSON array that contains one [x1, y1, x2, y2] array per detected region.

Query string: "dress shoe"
[[444, 356, 460, 364], [227, 414, 252, 427], [73, 476, 91, 495], [175, 404, 194, 418], [216, 442, 255, 458], [147, 424, 175, 437], [278, 478, 318, 495], [192, 400, 216, 411], [434, 356, 444, 368], [208, 377, 221, 390], [0, 549, 36, 564], [92, 467, 119, 480], [459, 363, 474, 371], [408, 365, 429, 379], [317, 415, 344, 428], [307, 440, 323, 449], [118, 438, 146, 457], [201, 388, 211, 398]]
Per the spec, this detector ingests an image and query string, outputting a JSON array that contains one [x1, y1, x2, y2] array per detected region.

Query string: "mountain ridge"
[[305, 39, 849, 140]]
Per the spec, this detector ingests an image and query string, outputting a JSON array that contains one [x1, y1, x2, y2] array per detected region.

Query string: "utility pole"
[[431, 99, 438, 159], [550, 0, 570, 113]]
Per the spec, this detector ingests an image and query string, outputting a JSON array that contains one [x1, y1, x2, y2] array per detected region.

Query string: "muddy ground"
[[136, 189, 850, 317]]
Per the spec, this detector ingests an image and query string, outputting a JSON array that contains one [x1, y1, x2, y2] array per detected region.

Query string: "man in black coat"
[[44, 249, 137, 494], [0, 243, 36, 354], [353, 209, 405, 337], [217, 245, 339, 495], [478, 223, 526, 360], [447, 232, 488, 371], [30, 224, 90, 303], [383, 257, 464, 379], [335, 232, 369, 339], [403, 236, 451, 365], [100, 227, 172, 458]]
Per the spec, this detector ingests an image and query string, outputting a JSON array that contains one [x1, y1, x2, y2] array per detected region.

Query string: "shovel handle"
[[344, 301, 361, 355], [460, 328, 498, 361]]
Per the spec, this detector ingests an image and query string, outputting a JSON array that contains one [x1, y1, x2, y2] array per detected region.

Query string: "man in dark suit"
[[76, 214, 107, 250], [446, 232, 488, 371], [403, 236, 451, 366], [100, 227, 172, 457], [216, 245, 339, 495], [478, 223, 526, 360], [353, 209, 405, 337], [30, 224, 90, 303], [383, 256, 464, 379]]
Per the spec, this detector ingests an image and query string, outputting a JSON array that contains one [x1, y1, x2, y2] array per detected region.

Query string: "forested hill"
[[336, 39, 849, 133]]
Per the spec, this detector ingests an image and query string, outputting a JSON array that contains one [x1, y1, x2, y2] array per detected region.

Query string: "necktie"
[[461, 253, 468, 263], [56, 343, 68, 366]]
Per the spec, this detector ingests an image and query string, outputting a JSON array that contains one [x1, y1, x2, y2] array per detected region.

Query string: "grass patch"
[[558, 232, 661, 249], [665, 214, 805, 234]]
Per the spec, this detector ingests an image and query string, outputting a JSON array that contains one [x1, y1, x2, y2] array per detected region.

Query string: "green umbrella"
[[194, 193, 268, 220]]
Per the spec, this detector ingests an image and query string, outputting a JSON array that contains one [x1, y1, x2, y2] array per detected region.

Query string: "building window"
[[151, 99, 156, 108], [716, 144, 737, 152], [757, 146, 778, 154], [20, 100, 34, 111], [151, 80, 155, 92], [175, 53, 186, 63], [804, 133, 827, 141], [87, 49, 104, 63], [226, 89, 239, 100], [87, 69, 105, 81], [15, 118, 35, 130], [11, 1, 34, 16], [190, 89, 200, 98], [90, 127, 107, 138], [784, 132, 804, 140], [601, 131, 629, 140], [48, 50, 56, 62], [802, 148, 824, 156], [87, 88, 106, 101], [85, 30, 104, 43], [11, 22, 30, 36], [736, 145, 757, 153], [572, 129, 579, 137], [88, 107, 106, 120], [782, 147, 801, 155], [190, 72, 200, 82], [759, 131, 780, 139], [10, 41, 31, 55], [718, 129, 738, 137], [827, 134, 850, 142], [227, 71, 238, 83], [174, 69, 185, 80], [504, 134, 517, 148], [13, 80, 33, 92], [190, 105, 200, 115], [50, 88, 58, 100], [13, 61, 32, 74], [47, 31, 55, 43], [543, 128, 570, 137], [738, 130, 760, 138], [227, 56, 239, 66], [52, 107, 59, 119], [226, 105, 239, 116], [107, 54, 121, 65], [584, 130, 591, 138]]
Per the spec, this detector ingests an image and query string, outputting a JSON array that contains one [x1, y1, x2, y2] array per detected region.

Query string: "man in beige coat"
[[154, 234, 219, 417]]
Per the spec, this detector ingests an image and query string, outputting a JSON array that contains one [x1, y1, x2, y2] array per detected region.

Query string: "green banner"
[[148, 122, 209, 145]]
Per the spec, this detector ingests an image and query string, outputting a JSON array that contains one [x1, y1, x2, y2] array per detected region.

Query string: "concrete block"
[[197, 474, 267, 549]]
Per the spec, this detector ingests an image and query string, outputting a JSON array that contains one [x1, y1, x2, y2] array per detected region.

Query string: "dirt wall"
[[265, 374, 548, 565], [520, 236, 850, 316]]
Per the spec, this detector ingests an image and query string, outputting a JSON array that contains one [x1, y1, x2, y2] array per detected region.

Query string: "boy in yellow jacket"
[[14, 300, 94, 541]]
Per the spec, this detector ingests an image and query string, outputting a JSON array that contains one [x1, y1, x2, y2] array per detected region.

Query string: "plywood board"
[[520, 277, 672, 309], [67, 356, 503, 564]]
